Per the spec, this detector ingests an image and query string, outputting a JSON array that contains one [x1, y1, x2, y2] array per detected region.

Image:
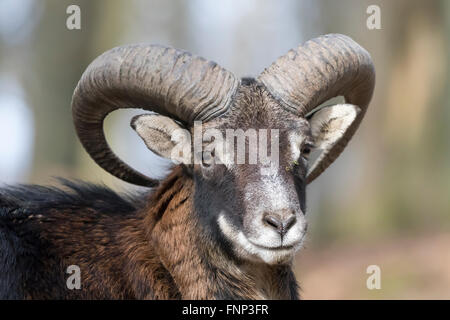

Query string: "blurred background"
[[0, 0, 449, 299]]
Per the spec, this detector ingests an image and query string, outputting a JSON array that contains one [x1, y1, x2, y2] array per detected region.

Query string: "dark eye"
[[202, 150, 215, 168], [301, 143, 314, 158]]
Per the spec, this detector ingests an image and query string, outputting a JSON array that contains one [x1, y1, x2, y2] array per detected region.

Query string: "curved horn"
[[257, 34, 375, 183], [72, 44, 238, 187]]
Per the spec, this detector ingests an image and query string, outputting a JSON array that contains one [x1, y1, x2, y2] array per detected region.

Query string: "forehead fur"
[[218, 78, 310, 132]]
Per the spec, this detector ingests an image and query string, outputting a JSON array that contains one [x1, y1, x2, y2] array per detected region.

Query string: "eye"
[[301, 143, 314, 158], [201, 150, 215, 168]]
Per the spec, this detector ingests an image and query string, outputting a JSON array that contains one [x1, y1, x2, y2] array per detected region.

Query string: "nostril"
[[263, 213, 297, 236], [284, 216, 297, 231], [263, 214, 283, 232]]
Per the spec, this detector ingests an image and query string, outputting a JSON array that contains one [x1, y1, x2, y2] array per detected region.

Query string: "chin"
[[250, 247, 296, 265], [242, 238, 304, 265], [232, 241, 297, 265]]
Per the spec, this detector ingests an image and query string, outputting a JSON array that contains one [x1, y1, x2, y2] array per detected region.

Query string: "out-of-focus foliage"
[[0, 0, 448, 299]]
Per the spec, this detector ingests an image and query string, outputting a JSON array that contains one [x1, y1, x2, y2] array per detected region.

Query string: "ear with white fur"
[[131, 114, 191, 163], [307, 104, 361, 177]]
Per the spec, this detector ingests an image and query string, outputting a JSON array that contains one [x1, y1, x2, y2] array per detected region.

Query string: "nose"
[[263, 211, 297, 237]]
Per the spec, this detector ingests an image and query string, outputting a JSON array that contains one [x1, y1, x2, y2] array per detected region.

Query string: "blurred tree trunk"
[[21, 0, 132, 186], [22, 0, 101, 183], [310, 0, 447, 244]]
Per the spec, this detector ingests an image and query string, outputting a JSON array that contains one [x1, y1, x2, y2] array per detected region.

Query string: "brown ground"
[[294, 233, 450, 299]]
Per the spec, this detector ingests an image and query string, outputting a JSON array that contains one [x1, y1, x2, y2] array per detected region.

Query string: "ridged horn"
[[72, 44, 238, 187], [258, 34, 375, 183]]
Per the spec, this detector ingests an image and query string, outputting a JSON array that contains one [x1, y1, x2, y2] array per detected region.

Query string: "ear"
[[308, 104, 360, 152], [131, 114, 191, 163]]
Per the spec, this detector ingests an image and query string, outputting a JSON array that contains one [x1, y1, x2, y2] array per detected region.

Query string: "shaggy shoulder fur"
[[0, 180, 156, 299], [0, 168, 298, 299]]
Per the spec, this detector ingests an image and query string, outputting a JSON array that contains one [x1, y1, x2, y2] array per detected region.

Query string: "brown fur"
[[1, 166, 297, 299]]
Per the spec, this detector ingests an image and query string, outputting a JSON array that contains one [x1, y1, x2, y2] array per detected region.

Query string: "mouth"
[[248, 240, 300, 251]]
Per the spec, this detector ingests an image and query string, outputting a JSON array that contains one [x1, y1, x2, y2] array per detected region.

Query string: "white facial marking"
[[218, 212, 305, 265], [250, 176, 291, 212], [288, 131, 303, 161]]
